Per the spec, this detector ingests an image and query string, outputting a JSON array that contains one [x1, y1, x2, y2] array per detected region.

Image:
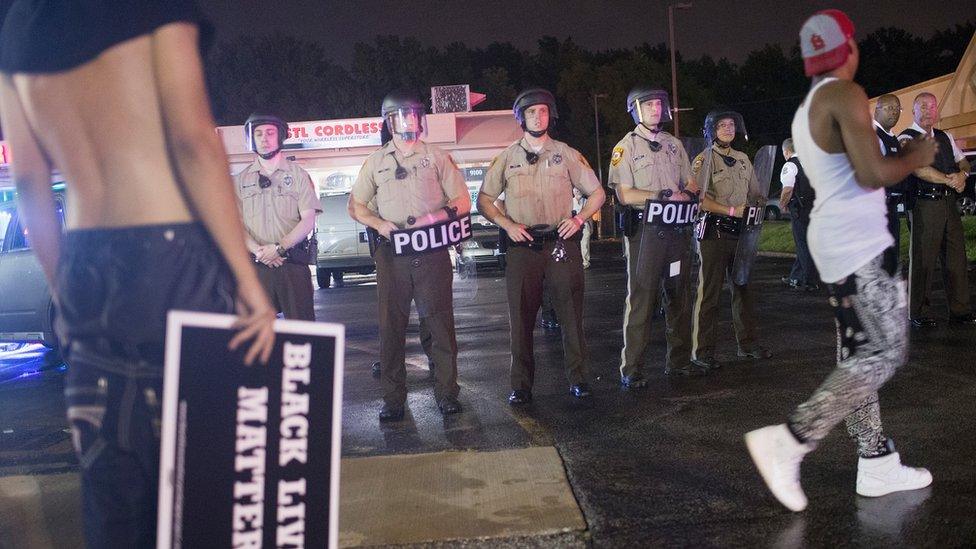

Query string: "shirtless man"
[[744, 9, 936, 512], [0, 2, 275, 545]]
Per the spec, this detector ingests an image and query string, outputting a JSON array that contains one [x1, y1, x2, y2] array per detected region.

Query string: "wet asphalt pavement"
[[2, 240, 975, 547]]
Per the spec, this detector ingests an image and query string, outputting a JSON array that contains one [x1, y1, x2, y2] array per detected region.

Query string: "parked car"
[[454, 173, 506, 277], [764, 192, 786, 221], [0, 193, 63, 351], [455, 213, 505, 277]]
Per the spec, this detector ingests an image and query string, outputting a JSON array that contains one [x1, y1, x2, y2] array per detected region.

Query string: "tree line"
[[205, 23, 974, 174]]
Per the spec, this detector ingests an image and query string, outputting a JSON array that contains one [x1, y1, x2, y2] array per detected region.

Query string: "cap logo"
[[811, 33, 825, 51]]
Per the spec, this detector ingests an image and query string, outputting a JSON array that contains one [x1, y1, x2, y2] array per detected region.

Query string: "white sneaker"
[[856, 452, 932, 497], [745, 424, 813, 512]]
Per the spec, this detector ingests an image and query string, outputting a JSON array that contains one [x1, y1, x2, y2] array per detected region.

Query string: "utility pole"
[[669, 3, 692, 137]]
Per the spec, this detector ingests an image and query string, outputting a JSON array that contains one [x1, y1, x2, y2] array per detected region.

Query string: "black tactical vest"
[[876, 126, 909, 195], [785, 157, 815, 212], [900, 127, 959, 194]]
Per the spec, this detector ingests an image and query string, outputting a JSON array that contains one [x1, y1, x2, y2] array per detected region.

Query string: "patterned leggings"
[[789, 251, 907, 457]]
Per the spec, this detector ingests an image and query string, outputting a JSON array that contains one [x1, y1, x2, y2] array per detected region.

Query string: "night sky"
[[203, 0, 974, 66]]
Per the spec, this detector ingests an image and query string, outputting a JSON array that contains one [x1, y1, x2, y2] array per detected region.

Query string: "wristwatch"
[[275, 243, 288, 258]]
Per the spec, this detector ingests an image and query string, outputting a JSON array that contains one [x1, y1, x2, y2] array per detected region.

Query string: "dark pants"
[[55, 223, 235, 549], [541, 286, 558, 326], [788, 208, 819, 285], [620, 228, 694, 375], [886, 200, 903, 259], [374, 244, 459, 406], [255, 261, 315, 320], [908, 197, 971, 318], [693, 236, 759, 359], [505, 240, 587, 390]]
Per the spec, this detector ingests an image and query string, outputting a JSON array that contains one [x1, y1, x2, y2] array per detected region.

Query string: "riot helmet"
[[381, 91, 427, 141], [513, 88, 558, 137], [703, 109, 748, 145], [244, 112, 289, 160], [626, 87, 672, 128]]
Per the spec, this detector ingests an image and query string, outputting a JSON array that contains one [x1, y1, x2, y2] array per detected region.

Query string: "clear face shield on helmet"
[[632, 97, 672, 128], [704, 111, 747, 146], [385, 106, 427, 141], [520, 103, 551, 137]]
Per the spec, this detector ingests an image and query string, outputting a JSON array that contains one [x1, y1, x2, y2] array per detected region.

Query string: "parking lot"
[[1, 242, 975, 547]]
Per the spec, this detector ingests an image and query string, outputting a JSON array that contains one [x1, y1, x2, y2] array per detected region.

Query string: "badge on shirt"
[[668, 142, 678, 155], [421, 157, 431, 168], [552, 153, 563, 165], [283, 174, 294, 187], [611, 146, 624, 167]]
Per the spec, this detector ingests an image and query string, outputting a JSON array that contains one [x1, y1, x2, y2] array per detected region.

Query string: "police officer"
[[899, 92, 976, 327], [235, 113, 321, 320], [691, 110, 771, 370], [610, 86, 702, 383], [478, 88, 606, 404], [778, 138, 819, 290], [349, 91, 471, 421], [874, 94, 909, 253], [370, 321, 434, 378]]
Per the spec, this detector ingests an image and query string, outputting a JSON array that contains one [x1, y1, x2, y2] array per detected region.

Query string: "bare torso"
[[11, 34, 192, 229]]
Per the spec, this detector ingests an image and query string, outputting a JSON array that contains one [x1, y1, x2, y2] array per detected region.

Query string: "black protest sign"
[[390, 213, 473, 256], [158, 312, 344, 549]]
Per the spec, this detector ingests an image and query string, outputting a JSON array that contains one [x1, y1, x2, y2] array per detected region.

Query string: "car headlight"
[[461, 240, 480, 249]]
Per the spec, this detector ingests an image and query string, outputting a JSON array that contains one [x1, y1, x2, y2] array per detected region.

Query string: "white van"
[[315, 170, 374, 288]]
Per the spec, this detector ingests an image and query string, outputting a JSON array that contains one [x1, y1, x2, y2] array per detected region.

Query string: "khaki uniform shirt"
[[480, 138, 600, 228], [608, 126, 692, 198], [351, 141, 466, 227], [691, 144, 761, 207], [234, 157, 321, 245]]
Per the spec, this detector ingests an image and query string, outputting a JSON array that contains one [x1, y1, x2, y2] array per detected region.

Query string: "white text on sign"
[[391, 214, 473, 255], [643, 200, 699, 227]]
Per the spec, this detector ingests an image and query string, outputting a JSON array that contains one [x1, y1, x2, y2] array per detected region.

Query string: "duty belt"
[[506, 226, 581, 250], [697, 212, 742, 239], [915, 185, 951, 200]]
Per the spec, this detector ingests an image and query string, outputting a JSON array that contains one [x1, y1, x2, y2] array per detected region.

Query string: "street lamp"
[[668, 2, 692, 137]]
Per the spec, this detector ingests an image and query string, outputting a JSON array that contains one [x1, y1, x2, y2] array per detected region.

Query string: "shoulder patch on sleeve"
[[577, 151, 591, 169], [692, 152, 705, 174], [444, 151, 460, 170], [488, 154, 505, 171], [610, 146, 625, 167]]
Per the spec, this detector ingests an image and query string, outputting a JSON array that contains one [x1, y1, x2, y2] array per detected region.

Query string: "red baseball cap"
[[799, 9, 856, 77]]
